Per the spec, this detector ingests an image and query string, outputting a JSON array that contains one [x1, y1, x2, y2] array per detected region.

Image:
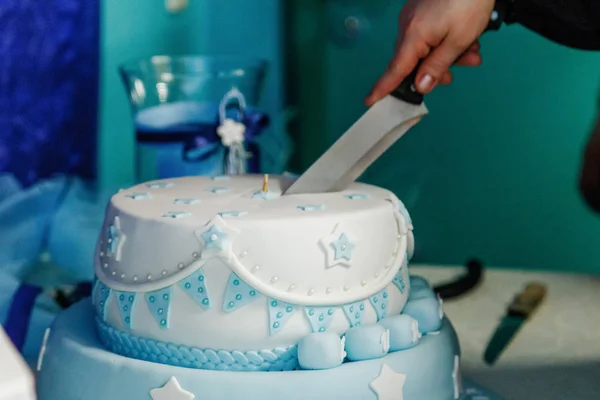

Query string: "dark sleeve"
[[505, 0, 600, 50]]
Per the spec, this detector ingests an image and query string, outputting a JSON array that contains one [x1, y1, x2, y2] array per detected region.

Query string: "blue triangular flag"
[[304, 306, 337, 332], [94, 280, 112, 321], [342, 300, 366, 328], [178, 268, 211, 309], [369, 289, 389, 321], [145, 287, 172, 329], [222, 273, 261, 313], [268, 298, 297, 336], [114, 291, 137, 328], [393, 266, 407, 294]]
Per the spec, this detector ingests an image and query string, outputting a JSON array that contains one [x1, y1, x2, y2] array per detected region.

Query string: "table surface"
[[412, 265, 600, 400]]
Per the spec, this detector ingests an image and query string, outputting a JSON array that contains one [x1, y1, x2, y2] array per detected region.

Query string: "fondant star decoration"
[[252, 190, 279, 200], [369, 364, 406, 400], [195, 216, 240, 261], [150, 377, 195, 400], [147, 181, 173, 189], [380, 329, 391, 353], [218, 210, 248, 217], [174, 198, 201, 205], [163, 211, 191, 219], [107, 216, 126, 262], [217, 118, 246, 147], [319, 225, 355, 269], [207, 186, 230, 194], [452, 355, 462, 399], [297, 204, 324, 211], [345, 193, 369, 200], [125, 192, 152, 200]]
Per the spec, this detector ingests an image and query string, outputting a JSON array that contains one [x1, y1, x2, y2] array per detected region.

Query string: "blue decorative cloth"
[[0, 0, 99, 187]]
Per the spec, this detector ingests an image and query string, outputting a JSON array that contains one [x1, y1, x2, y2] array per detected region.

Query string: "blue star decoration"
[[194, 216, 240, 261], [252, 190, 279, 200], [162, 211, 191, 219], [147, 181, 174, 189], [297, 204, 324, 211], [174, 198, 201, 205], [369, 364, 406, 400], [206, 186, 230, 194], [106, 216, 126, 262], [125, 192, 152, 200], [344, 193, 369, 200], [150, 377, 195, 400], [218, 211, 248, 217], [319, 225, 355, 269]]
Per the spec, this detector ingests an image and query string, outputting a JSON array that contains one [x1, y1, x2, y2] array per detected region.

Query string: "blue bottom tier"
[[37, 300, 499, 400]]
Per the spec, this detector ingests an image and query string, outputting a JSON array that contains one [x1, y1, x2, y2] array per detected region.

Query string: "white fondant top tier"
[[95, 175, 411, 306]]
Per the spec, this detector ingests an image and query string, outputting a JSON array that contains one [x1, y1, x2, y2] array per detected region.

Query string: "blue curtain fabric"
[[0, 0, 99, 187]]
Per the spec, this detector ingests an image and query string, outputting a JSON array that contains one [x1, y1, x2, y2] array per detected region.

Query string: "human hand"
[[365, 0, 496, 106], [580, 115, 600, 213]]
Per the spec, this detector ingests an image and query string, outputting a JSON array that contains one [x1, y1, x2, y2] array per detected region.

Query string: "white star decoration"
[[194, 216, 240, 261], [150, 377, 195, 400], [107, 216, 126, 262], [381, 329, 391, 353], [319, 225, 355, 269], [452, 355, 462, 399], [217, 118, 246, 147], [369, 364, 406, 400]]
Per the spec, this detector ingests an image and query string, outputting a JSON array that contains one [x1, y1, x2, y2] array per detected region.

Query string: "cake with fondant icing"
[[37, 174, 466, 400]]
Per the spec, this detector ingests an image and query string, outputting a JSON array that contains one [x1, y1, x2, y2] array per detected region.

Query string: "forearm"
[[505, 0, 600, 50]]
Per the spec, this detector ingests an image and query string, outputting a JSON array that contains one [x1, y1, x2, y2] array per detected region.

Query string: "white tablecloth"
[[412, 265, 600, 400]]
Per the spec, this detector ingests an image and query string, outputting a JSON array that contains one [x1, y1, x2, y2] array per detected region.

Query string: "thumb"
[[415, 38, 468, 93]]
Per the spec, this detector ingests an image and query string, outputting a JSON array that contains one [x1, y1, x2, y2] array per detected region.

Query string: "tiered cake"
[[37, 175, 463, 400]]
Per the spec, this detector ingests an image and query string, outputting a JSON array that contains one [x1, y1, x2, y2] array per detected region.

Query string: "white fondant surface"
[[95, 175, 408, 306]]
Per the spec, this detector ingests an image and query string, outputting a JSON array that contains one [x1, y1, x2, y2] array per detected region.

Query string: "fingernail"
[[418, 74, 434, 92]]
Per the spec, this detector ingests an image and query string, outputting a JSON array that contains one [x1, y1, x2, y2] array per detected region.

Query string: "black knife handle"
[[391, 0, 511, 105]]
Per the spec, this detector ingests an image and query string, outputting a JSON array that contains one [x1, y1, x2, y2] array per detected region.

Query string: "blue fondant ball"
[[408, 276, 435, 301], [344, 324, 390, 362], [297, 332, 345, 370], [378, 314, 421, 352], [402, 296, 442, 333]]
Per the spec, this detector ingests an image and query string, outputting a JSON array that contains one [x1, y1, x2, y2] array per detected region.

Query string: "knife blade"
[[483, 282, 547, 365], [283, 0, 510, 195]]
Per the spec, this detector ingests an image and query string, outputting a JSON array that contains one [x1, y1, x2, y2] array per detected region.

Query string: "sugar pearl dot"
[[343, 285, 349, 292], [307, 288, 315, 296], [161, 270, 167, 276], [287, 284, 296, 292], [100, 251, 104, 257], [385, 263, 391, 269], [210, 234, 218, 241], [341, 245, 346, 250], [361, 280, 367, 286], [133, 276, 138, 282], [178, 263, 185, 270], [103, 263, 108, 269], [252, 265, 260, 273], [325, 287, 332, 294], [375, 272, 380, 278], [107, 238, 112, 244], [270, 276, 278, 284], [192, 252, 199, 258], [111, 271, 116, 276], [147, 274, 152, 280], [120, 274, 126, 279], [240, 250, 248, 258]]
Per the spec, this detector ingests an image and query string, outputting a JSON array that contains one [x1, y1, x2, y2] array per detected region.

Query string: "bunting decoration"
[[145, 287, 173, 329]]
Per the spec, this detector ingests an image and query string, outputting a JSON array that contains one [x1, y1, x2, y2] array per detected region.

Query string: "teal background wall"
[[287, 0, 600, 273], [99, 0, 286, 189]]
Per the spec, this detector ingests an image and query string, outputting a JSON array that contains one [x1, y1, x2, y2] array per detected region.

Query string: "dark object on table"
[[483, 282, 547, 365], [434, 259, 484, 300]]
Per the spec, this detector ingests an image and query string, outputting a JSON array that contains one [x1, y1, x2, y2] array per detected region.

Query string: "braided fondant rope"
[[95, 318, 298, 372]]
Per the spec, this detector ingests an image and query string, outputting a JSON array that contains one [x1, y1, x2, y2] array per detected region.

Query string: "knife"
[[283, 0, 511, 195], [483, 282, 547, 365]]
